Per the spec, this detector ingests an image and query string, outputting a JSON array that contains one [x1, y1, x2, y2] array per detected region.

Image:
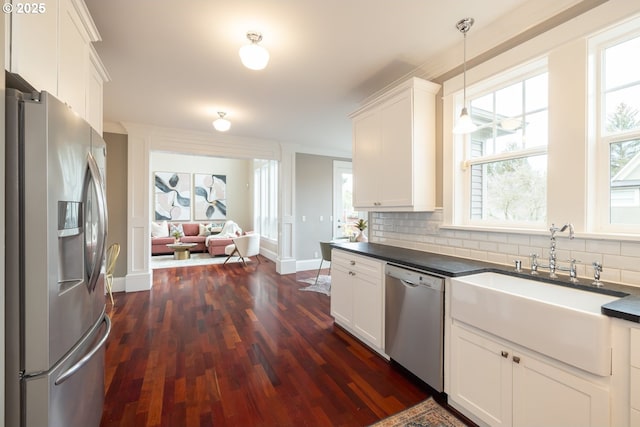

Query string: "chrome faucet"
[[592, 261, 604, 287], [530, 223, 575, 279], [548, 223, 574, 278]]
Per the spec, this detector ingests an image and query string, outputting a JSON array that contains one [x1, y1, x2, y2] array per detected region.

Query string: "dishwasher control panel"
[[385, 263, 444, 291]]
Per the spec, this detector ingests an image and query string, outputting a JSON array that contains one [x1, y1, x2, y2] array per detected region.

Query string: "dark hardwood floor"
[[100, 257, 431, 427]]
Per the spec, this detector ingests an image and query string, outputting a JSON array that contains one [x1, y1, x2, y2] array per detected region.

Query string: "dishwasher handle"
[[399, 279, 419, 288]]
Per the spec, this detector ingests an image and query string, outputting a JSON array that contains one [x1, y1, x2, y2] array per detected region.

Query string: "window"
[[461, 67, 548, 226], [592, 29, 640, 229], [253, 159, 278, 240]]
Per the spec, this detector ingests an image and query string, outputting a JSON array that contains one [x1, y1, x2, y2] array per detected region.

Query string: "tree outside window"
[[603, 34, 640, 225], [466, 72, 548, 225]]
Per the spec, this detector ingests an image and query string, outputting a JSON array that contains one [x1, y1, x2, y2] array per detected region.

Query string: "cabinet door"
[[10, 0, 58, 92], [59, 0, 89, 116], [450, 323, 512, 427], [352, 271, 383, 349], [512, 353, 610, 427], [379, 90, 413, 207], [352, 108, 381, 208], [86, 49, 105, 134], [330, 264, 353, 327]]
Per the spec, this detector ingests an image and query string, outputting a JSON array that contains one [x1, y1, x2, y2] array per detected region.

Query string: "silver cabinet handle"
[[501, 351, 509, 358], [513, 356, 521, 364]]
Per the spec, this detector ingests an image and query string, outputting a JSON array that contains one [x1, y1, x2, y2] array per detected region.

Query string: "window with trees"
[[463, 67, 548, 226], [593, 31, 640, 228]]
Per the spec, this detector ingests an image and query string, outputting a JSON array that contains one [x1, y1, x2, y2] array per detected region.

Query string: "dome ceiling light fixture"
[[213, 112, 231, 132], [453, 17, 478, 135], [239, 31, 270, 70]]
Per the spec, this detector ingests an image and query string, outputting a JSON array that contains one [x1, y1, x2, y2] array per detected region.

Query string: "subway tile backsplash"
[[370, 211, 640, 289]]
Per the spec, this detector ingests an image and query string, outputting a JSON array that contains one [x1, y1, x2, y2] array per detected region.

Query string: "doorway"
[[333, 161, 365, 239]]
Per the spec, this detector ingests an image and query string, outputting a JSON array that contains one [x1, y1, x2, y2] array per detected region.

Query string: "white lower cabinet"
[[330, 249, 385, 354], [450, 322, 610, 427], [631, 328, 640, 426]]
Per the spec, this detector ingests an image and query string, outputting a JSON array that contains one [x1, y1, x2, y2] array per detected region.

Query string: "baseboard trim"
[[297, 258, 329, 272], [125, 271, 152, 292]]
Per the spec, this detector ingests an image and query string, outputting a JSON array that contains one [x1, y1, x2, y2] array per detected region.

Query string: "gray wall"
[[104, 132, 128, 277], [295, 153, 349, 260]]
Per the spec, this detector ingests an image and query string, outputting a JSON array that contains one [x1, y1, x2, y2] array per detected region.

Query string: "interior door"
[[333, 160, 365, 239]]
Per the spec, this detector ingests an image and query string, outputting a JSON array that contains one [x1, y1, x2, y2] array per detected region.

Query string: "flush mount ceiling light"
[[239, 31, 270, 70], [453, 17, 478, 135], [213, 112, 231, 132]]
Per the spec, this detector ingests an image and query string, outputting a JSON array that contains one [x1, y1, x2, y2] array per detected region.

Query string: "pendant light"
[[213, 112, 231, 132], [453, 18, 477, 135], [239, 32, 270, 70]]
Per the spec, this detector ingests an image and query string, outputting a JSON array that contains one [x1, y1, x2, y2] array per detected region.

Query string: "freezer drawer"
[[22, 313, 110, 427]]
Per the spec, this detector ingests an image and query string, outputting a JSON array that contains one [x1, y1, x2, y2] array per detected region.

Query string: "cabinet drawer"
[[632, 366, 640, 410], [632, 328, 640, 368], [332, 250, 382, 277]]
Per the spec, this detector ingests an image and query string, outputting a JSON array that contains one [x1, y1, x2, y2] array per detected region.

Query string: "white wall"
[[150, 152, 253, 231]]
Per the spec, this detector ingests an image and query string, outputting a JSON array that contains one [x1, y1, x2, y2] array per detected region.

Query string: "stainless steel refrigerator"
[[5, 86, 111, 427]]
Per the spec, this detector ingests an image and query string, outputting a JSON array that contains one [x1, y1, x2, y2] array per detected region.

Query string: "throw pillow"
[[206, 223, 223, 235], [151, 221, 169, 237], [198, 223, 211, 237], [169, 223, 184, 238]]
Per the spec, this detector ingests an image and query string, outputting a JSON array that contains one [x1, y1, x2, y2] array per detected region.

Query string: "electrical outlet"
[[302, 215, 306, 222], [319, 215, 323, 221], [314, 251, 318, 258]]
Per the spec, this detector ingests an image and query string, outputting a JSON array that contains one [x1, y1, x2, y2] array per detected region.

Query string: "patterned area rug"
[[370, 398, 468, 427], [298, 275, 331, 296]]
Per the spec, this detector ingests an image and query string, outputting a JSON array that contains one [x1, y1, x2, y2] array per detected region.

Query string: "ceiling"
[[85, 0, 585, 153]]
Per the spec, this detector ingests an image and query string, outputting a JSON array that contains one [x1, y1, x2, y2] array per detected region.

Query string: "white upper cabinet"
[[7, 0, 108, 132], [58, 0, 91, 115], [8, 0, 59, 92], [350, 77, 440, 211], [87, 45, 109, 135]]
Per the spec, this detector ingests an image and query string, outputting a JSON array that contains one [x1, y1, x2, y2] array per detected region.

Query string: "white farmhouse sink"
[[450, 272, 620, 376]]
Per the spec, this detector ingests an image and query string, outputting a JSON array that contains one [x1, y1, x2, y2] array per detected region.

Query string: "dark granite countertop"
[[331, 241, 640, 323]]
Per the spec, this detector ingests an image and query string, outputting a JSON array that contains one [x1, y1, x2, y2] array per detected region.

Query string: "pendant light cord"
[[463, 31, 467, 107]]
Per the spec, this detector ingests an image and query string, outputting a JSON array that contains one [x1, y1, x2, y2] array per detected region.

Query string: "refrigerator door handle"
[[55, 313, 111, 386], [84, 152, 108, 292]]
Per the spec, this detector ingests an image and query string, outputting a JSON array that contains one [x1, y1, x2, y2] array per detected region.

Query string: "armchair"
[[223, 233, 261, 266]]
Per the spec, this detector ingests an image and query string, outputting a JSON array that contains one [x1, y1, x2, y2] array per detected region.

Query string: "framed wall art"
[[154, 172, 191, 220], [194, 173, 227, 221]]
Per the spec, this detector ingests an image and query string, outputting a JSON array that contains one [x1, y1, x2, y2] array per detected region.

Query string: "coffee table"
[[166, 242, 197, 260]]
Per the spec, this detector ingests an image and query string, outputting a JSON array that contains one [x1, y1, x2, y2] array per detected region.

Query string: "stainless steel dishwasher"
[[385, 263, 444, 392]]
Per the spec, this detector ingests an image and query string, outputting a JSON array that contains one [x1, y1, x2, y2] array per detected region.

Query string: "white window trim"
[[253, 159, 278, 241], [589, 15, 640, 234]]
